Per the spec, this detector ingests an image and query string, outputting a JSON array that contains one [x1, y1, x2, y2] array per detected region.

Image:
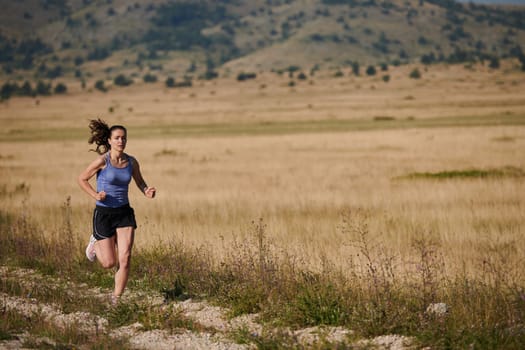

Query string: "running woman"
[[78, 119, 156, 304]]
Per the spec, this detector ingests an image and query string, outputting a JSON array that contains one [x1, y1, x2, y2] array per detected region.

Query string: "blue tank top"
[[96, 153, 133, 208]]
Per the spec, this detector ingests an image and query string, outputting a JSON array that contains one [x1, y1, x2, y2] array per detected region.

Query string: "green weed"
[[492, 136, 516, 142], [0, 308, 25, 341], [398, 166, 525, 180]]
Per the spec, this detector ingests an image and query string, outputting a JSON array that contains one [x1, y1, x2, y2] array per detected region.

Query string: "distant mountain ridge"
[[0, 0, 524, 79]]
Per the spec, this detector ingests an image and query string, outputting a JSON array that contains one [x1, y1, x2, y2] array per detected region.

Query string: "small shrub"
[[165, 77, 192, 88], [1, 82, 16, 100], [113, 74, 133, 86], [287, 65, 301, 74], [143, 73, 157, 83], [382, 75, 390, 82], [488, 57, 500, 69], [373, 116, 395, 121], [409, 68, 421, 79], [201, 70, 218, 80], [237, 72, 257, 81], [19, 81, 34, 96], [366, 65, 377, 76], [175, 80, 192, 88], [54, 83, 67, 94], [87, 47, 110, 61], [352, 62, 360, 76], [35, 81, 51, 95], [165, 77, 175, 87], [94, 80, 107, 92], [44, 65, 63, 79], [74, 56, 84, 66]]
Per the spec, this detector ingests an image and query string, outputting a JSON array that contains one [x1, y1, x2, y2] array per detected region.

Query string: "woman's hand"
[[144, 187, 156, 199], [95, 191, 106, 201]]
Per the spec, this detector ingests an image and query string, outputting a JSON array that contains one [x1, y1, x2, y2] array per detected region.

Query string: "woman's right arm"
[[78, 156, 107, 201]]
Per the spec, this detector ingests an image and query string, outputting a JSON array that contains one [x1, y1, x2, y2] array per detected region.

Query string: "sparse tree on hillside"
[[165, 77, 175, 87], [352, 62, 360, 76], [421, 53, 437, 65], [87, 47, 110, 61], [188, 61, 197, 73], [143, 73, 158, 83], [204, 57, 218, 80], [287, 66, 300, 75], [410, 68, 421, 79], [54, 83, 67, 94], [202, 70, 219, 80], [488, 57, 500, 69], [512, 47, 525, 71], [20, 81, 33, 96], [3, 64, 14, 75], [366, 65, 377, 76], [237, 72, 257, 81], [114, 74, 133, 86], [46, 65, 63, 79], [1, 82, 16, 100], [94, 80, 107, 92], [74, 56, 84, 66], [36, 81, 51, 95]]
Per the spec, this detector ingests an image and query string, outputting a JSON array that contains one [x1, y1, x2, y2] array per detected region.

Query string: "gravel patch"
[[355, 334, 416, 349], [127, 329, 250, 350], [1, 265, 417, 349], [293, 326, 354, 346], [174, 299, 262, 336], [0, 293, 108, 334]]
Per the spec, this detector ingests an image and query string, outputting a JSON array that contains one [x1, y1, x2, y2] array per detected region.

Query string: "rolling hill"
[[0, 0, 524, 80]]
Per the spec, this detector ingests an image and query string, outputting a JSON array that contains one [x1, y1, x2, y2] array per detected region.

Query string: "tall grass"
[[2, 206, 524, 348]]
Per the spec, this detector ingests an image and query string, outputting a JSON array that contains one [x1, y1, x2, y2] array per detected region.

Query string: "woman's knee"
[[100, 258, 117, 269]]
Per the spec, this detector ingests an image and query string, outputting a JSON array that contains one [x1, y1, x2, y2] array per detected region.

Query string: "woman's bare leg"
[[113, 226, 135, 297], [94, 236, 117, 269]]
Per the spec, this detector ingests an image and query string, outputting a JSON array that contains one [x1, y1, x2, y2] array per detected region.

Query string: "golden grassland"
[[1, 61, 524, 276]]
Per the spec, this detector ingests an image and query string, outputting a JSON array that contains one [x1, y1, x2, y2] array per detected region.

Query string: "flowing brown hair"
[[87, 118, 127, 154]]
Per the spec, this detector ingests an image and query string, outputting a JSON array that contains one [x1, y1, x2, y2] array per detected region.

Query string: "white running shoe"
[[85, 235, 97, 262]]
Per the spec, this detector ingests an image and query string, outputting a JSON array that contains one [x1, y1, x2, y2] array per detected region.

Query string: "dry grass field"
[[1, 61, 524, 276]]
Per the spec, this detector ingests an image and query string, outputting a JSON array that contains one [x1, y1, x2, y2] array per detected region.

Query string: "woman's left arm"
[[131, 157, 156, 198]]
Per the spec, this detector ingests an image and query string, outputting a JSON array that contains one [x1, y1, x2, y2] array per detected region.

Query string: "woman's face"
[[109, 128, 127, 151]]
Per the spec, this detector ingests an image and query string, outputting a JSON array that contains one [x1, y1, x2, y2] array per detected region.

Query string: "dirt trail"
[[0, 266, 415, 349]]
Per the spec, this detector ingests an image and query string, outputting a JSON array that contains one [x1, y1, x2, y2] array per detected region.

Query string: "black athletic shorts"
[[92, 204, 137, 240]]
